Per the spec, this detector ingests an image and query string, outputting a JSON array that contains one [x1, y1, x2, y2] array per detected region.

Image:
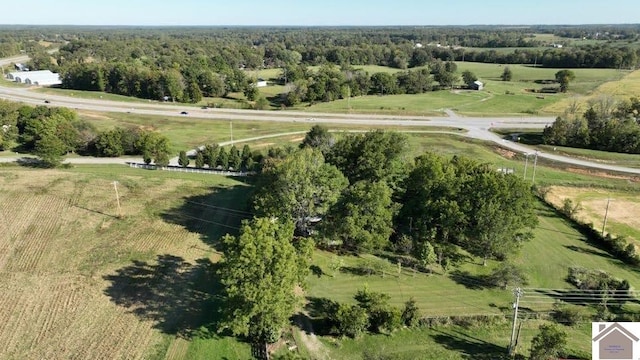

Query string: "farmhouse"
[[470, 81, 484, 91], [6, 70, 61, 86], [255, 78, 268, 87]]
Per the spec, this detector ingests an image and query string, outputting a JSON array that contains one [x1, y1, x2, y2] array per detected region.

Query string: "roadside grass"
[[76, 111, 466, 153], [0, 78, 30, 88], [492, 128, 640, 168], [33, 87, 160, 103]]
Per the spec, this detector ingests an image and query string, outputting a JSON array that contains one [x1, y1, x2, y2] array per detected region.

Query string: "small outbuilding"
[[255, 78, 268, 87], [470, 81, 484, 91]]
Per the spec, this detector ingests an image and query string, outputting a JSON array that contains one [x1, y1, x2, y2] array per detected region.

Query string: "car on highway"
[[180, 111, 189, 115], [44, 100, 50, 104]]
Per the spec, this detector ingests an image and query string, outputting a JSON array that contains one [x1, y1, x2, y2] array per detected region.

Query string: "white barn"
[[7, 70, 61, 86], [255, 78, 268, 87]]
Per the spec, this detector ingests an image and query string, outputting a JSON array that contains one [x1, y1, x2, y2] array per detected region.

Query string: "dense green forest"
[[4, 25, 639, 103]]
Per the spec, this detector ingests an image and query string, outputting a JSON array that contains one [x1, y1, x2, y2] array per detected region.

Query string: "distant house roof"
[[474, 81, 483, 86]]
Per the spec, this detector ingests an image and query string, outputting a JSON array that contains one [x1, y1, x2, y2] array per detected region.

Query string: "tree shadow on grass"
[[300, 296, 338, 336], [448, 270, 495, 290], [103, 254, 226, 338], [430, 329, 508, 359], [160, 183, 254, 250], [565, 245, 614, 260]]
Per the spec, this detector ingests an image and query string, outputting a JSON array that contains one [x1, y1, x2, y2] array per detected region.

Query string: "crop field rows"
[[0, 168, 234, 359]]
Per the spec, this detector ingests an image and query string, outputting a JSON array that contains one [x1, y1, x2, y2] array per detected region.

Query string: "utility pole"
[[531, 150, 539, 184], [508, 287, 523, 356], [602, 197, 613, 236], [113, 181, 122, 218]]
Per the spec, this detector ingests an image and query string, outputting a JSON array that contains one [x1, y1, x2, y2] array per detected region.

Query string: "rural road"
[[1, 55, 639, 175]]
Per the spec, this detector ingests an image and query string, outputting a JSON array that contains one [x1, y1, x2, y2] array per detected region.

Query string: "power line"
[[183, 199, 254, 216], [174, 213, 242, 230]]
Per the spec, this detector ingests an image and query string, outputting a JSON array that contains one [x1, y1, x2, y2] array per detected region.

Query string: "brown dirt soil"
[[0, 168, 224, 359], [546, 186, 640, 242], [564, 167, 640, 182], [494, 147, 517, 159]]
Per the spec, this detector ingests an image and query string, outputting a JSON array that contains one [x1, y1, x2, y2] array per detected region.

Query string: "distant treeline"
[[9, 26, 640, 102]]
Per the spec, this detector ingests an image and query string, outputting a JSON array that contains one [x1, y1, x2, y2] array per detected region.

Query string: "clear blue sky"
[[1, 0, 638, 26]]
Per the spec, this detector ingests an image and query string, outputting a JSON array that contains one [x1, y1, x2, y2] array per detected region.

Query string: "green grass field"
[[302, 63, 627, 116]]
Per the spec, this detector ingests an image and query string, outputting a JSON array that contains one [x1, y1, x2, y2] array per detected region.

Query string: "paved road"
[[1, 54, 639, 175]]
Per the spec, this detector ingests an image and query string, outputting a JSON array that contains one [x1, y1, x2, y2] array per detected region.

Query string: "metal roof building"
[[6, 70, 61, 86]]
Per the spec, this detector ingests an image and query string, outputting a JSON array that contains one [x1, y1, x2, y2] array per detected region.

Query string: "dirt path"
[[294, 312, 330, 360]]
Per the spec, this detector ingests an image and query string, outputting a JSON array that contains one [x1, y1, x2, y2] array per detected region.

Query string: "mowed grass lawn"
[[305, 62, 626, 116]]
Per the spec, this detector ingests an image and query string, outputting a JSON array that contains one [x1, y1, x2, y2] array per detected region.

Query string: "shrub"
[[401, 298, 420, 327], [334, 303, 369, 338], [552, 303, 584, 326], [488, 262, 528, 289]]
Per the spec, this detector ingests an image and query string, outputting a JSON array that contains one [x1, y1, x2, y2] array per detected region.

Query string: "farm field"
[[545, 186, 640, 245], [0, 167, 253, 359]]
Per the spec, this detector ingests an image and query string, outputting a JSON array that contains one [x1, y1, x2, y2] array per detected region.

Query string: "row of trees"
[[254, 127, 538, 266], [284, 61, 468, 106], [0, 100, 171, 166], [543, 97, 640, 153], [217, 126, 538, 351]]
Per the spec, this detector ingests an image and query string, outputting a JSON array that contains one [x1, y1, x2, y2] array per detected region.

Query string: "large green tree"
[[254, 148, 347, 234], [322, 181, 397, 252], [219, 217, 302, 344], [299, 124, 334, 156], [555, 69, 575, 93], [326, 130, 409, 186], [461, 165, 538, 265]]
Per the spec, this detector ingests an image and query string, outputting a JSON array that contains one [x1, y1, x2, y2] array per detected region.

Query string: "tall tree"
[[219, 217, 302, 345], [299, 124, 334, 155], [461, 70, 478, 87], [501, 66, 513, 81], [326, 130, 409, 186], [461, 167, 538, 265], [253, 148, 347, 234], [555, 69, 576, 93], [322, 181, 397, 253]]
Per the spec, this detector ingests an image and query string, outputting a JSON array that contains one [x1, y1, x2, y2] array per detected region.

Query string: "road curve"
[[1, 55, 639, 175]]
